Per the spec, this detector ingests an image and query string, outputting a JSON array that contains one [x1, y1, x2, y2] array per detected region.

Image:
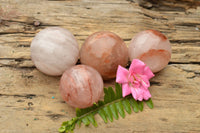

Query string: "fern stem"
[[77, 95, 133, 119]]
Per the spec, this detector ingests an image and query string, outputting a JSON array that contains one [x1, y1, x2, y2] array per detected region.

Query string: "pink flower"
[[116, 59, 154, 101]]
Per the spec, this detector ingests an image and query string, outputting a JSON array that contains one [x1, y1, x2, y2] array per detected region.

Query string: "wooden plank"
[[0, 0, 200, 65], [0, 64, 199, 132]]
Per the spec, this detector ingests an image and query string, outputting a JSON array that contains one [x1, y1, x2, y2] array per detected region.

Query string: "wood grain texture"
[[0, 0, 200, 133]]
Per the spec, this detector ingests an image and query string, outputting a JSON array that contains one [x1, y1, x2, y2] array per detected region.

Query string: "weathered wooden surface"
[[0, 0, 200, 133]]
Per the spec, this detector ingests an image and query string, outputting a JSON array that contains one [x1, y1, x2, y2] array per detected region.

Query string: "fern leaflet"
[[59, 83, 154, 133]]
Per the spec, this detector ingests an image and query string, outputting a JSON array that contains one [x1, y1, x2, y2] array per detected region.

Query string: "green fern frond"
[[59, 83, 154, 133]]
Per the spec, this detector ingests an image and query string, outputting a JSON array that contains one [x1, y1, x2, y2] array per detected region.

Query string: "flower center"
[[128, 74, 148, 89], [128, 74, 138, 87]]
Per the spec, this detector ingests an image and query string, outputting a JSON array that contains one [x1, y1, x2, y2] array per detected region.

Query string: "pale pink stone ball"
[[31, 27, 79, 76], [60, 65, 104, 108], [129, 30, 171, 73], [80, 31, 129, 80]]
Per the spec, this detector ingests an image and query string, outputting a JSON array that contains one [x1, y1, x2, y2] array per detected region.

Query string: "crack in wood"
[[17, 44, 30, 47], [169, 61, 200, 65], [139, 12, 168, 20], [0, 58, 31, 61], [4, 18, 60, 27], [187, 75, 197, 79], [174, 22, 200, 27], [21, 75, 34, 79], [5, 19, 34, 25], [0, 58, 34, 68], [179, 69, 200, 74], [170, 40, 200, 44], [46, 114, 65, 121], [150, 81, 161, 86], [0, 32, 25, 35], [0, 65, 36, 69], [17, 99, 25, 102], [132, 0, 200, 11], [123, 38, 132, 41], [0, 93, 36, 98]]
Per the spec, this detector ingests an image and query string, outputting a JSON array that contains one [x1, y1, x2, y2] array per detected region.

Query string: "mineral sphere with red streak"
[[31, 27, 79, 76], [129, 30, 171, 73], [60, 65, 104, 108], [80, 31, 128, 80]]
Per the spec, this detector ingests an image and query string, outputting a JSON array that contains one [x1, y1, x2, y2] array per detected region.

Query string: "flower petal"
[[133, 80, 140, 88], [139, 75, 150, 89], [135, 88, 144, 101], [143, 90, 151, 100], [131, 86, 144, 101], [116, 65, 129, 84], [144, 66, 155, 80], [131, 83, 152, 101], [129, 59, 146, 75], [122, 84, 131, 97], [130, 87, 138, 100]]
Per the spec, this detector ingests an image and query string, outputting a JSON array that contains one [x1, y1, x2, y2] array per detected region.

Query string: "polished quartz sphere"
[[59, 65, 104, 108], [129, 30, 171, 73], [80, 31, 128, 80], [31, 27, 79, 76]]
